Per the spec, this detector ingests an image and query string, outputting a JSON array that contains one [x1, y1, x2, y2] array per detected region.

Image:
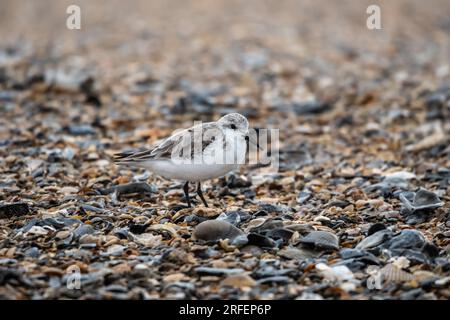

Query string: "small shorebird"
[[114, 113, 253, 207]]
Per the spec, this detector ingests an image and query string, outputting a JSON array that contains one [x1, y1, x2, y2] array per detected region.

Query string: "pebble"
[[399, 188, 444, 213], [73, 224, 95, 238], [194, 267, 245, 276], [0, 203, 30, 219], [193, 220, 245, 242], [356, 229, 392, 250], [278, 247, 317, 260], [386, 230, 426, 250], [299, 231, 339, 251], [296, 292, 324, 300], [132, 233, 162, 247], [315, 263, 355, 282], [216, 211, 241, 226], [221, 274, 256, 288], [99, 182, 157, 197], [105, 244, 125, 256], [247, 233, 277, 248]]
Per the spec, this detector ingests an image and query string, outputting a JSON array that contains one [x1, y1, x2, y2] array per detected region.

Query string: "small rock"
[[285, 224, 315, 235], [296, 292, 324, 300], [292, 100, 331, 115], [226, 174, 252, 188], [257, 276, 292, 285], [0, 203, 30, 219], [299, 231, 339, 251], [67, 124, 96, 135], [24, 247, 40, 258], [59, 186, 79, 195], [413, 270, 436, 282], [240, 245, 264, 256], [399, 188, 444, 214], [405, 129, 447, 152], [316, 263, 354, 282], [193, 220, 245, 242], [106, 244, 125, 256], [367, 223, 386, 236], [297, 190, 312, 204], [133, 233, 162, 247], [99, 182, 157, 197], [193, 207, 221, 218], [163, 273, 188, 283], [247, 233, 277, 248], [194, 267, 244, 276], [73, 224, 95, 238], [356, 229, 392, 250], [221, 274, 256, 288], [264, 228, 294, 243], [230, 234, 249, 247], [216, 211, 241, 226], [25, 226, 50, 236], [55, 230, 72, 240], [339, 248, 378, 261], [278, 247, 315, 260], [386, 230, 426, 251]]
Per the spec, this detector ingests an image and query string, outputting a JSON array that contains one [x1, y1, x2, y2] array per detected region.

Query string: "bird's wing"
[[114, 122, 223, 163]]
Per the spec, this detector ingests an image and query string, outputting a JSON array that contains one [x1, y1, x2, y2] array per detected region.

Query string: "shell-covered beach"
[[0, 0, 449, 300]]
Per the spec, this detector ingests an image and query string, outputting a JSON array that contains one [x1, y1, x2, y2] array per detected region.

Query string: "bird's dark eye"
[[230, 124, 237, 130]]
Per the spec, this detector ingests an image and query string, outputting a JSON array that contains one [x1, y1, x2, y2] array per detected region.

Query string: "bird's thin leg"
[[196, 182, 209, 207], [183, 181, 191, 208]]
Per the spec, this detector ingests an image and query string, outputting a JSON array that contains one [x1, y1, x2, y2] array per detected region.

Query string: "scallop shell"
[[380, 264, 414, 283]]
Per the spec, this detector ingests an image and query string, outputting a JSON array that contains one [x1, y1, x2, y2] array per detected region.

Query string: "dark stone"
[[424, 86, 450, 120], [297, 190, 312, 204], [368, 223, 386, 236], [355, 229, 392, 250], [193, 220, 245, 242], [226, 174, 252, 188], [265, 228, 294, 243], [421, 243, 440, 258], [249, 218, 283, 233], [386, 230, 426, 251], [300, 231, 339, 251], [98, 182, 157, 196], [247, 233, 277, 248], [399, 288, 424, 300], [291, 100, 332, 115], [0, 203, 30, 219], [66, 124, 96, 136], [73, 224, 95, 238], [253, 259, 297, 279], [128, 223, 149, 234], [24, 247, 40, 258], [399, 188, 444, 214]]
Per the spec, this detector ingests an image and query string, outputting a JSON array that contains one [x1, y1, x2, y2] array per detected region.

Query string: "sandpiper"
[[114, 113, 254, 207]]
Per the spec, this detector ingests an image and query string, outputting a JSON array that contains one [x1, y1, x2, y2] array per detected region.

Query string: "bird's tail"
[[113, 151, 134, 161], [113, 149, 155, 166]]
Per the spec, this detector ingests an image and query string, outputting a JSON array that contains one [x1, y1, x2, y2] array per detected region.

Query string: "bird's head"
[[218, 113, 249, 135]]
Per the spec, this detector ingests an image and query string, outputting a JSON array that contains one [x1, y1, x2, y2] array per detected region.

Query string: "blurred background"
[[0, 0, 449, 172]]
